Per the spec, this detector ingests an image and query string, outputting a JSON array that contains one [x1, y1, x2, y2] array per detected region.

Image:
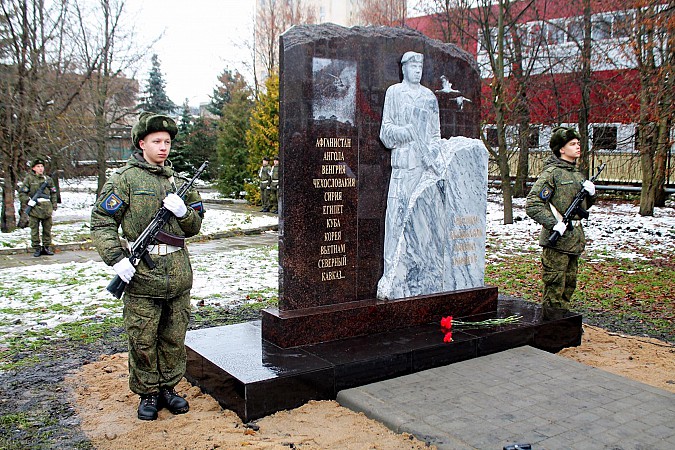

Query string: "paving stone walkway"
[[338, 345, 675, 450]]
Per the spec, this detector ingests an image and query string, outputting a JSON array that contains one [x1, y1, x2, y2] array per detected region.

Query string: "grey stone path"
[[338, 346, 675, 450]]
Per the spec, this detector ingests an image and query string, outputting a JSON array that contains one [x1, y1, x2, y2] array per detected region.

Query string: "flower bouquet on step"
[[440, 314, 522, 343]]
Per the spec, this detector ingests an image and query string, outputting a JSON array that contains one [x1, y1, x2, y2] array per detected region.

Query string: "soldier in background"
[[269, 156, 280, 214], [19, 158, 58, 257], [258, 157, 271, 212], [526, 126, 596, 320], [91, 112, 204, 421]]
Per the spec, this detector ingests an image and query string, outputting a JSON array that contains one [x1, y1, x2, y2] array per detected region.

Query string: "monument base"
[[261, 286, 498, 348], [185, 297, 582, 422]]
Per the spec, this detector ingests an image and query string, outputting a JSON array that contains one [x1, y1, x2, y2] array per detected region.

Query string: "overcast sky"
[[131, 0, 256, 107]]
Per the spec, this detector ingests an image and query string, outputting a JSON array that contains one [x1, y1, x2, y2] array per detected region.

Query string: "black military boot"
[[159, 387, 189, 414], [41, 246, 54, 256], [137, 393, 160, 420], [33, 248, 42, 257]]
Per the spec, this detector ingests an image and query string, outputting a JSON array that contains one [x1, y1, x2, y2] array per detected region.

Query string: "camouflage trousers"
[[29, 215, 52, 249], [123, 291, 191, 395], [269, 187, 278, 213], [541, 247, 579, 312], [260, 185, 270, 210]]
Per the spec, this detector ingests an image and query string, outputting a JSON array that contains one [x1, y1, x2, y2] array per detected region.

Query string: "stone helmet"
[[131, 111, 178, 149], [401, 51, 423, 65], [549, 126, 581, 158]]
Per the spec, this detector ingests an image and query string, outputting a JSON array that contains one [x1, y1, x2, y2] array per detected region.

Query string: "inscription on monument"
[[313, 138, 355, 282]]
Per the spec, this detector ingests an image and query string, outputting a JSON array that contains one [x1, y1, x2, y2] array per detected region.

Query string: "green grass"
[[487, 251, 675, 340], [0, 316, 124, 371]]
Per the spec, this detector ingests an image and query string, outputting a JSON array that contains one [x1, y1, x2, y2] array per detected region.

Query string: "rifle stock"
[[548, 163, 606, 245], [105, 161, 209, 299]]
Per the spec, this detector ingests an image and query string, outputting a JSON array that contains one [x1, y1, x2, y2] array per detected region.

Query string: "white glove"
[[553, 221, 567, 236], [163, 193, 187, 218], [27, 199, 36, 207], [113, 258, 136, 283], [582, 180, 596, 196]]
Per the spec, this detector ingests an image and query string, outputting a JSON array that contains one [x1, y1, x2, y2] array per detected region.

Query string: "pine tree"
[[137, 54, 176, 113], [170, 99, 194, 174], [215, 69, 253, 197], [245, 72, 279, 176], [181, 116, 218, 181]]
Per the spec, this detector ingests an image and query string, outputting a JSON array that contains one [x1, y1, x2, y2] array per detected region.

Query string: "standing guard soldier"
[[91, 112, 205, 421], [526, 126, 597, 320], [269, 156, 280, 214], [258, 157, 272, 212], [19, 158, 58, 257]]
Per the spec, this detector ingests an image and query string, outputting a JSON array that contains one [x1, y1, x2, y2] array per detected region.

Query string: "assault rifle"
[[18, 170, 62, 228], [106, 161, 209, 299], [548, 163, 606, 245]]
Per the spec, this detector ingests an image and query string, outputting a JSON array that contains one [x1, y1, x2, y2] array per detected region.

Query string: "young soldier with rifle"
[[18, 158, 58, 257], [526, 126, 599, 321], [91, 112, 205, 421]]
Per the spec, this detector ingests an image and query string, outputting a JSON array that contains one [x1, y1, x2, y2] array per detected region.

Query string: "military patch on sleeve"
[[101, 192, 124, 214], [538, 185, 553, 201], [190, 201, 205, 217]]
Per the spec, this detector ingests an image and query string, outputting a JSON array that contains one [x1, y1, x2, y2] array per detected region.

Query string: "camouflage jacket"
[[525, 155, 596, 255], [258, 165, 271, 187], [19, 172, 57, 219], [270, 165, 279, 189], [91, 153, 204, 299]]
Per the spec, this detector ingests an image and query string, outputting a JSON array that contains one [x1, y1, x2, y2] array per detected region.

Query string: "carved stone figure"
[[377, 51, 487, 300]]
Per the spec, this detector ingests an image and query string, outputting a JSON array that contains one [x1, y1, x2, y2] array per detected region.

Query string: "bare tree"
[[630, 2, 673, 214], [357, 0, 407, 26], [0, 0, 72, 231], [254, 0, 316, 94], [71, 0, 146, 194]]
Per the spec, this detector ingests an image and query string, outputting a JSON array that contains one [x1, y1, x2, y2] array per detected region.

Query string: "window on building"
[[528, 126, 540, 149], [612, 11, 633, 39], [566, 18, 584, 44], [593, 126, 617, 150], [486, 128, 498, 147], [545, 21, 565, 45], [592, 16, 612, 40]]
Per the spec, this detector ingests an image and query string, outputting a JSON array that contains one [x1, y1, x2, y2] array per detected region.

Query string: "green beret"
[[31, 158, 45, 168], [550, 126, 581, 157], [131, 112, 178, 149]]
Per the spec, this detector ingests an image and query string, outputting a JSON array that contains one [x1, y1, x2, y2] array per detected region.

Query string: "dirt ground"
[[66, 324, 675, 450]]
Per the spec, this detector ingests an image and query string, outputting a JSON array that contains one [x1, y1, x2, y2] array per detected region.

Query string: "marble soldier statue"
[[377, 51, 487, 300]]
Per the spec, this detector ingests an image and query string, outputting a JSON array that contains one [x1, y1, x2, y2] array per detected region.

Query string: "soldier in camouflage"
[[269, 156, 280, 214], [19, 158, 58, 257], [526, 126, 597, 320], [91, 112, 205, 421], [258, 157, 271, 212]]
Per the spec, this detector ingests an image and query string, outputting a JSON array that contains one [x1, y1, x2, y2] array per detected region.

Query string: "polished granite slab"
[[185, 298, 582, 422]]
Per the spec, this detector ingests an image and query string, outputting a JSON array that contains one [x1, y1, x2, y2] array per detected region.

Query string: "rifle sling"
[[155, 230, 185, 248]]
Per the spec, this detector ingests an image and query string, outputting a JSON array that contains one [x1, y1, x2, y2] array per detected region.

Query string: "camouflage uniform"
[[526, 155, 596, 315], [19, 171, 57, 252], [91, 153, 204, 396], [258, 161, 271, 211], [269, 159, 279, 214]]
